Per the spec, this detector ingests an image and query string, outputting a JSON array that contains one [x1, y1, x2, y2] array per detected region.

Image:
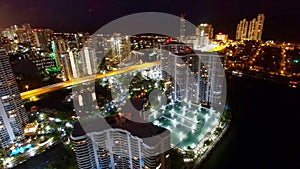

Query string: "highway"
[[20, 61, 160, 100]]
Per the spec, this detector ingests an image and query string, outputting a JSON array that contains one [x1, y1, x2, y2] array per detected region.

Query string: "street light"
[[25, 85, 29, 91]]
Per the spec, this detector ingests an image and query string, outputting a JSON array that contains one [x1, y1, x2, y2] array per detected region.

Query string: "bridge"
[[20, 61, 160, 100]]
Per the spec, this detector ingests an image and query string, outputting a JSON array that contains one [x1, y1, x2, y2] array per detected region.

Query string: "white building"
[[71, 116, 171, 169], [60, 52, 75, 80], [182, 23, 214, 50], [160, 44, 225, 108], [0, 49, 28, 147], [60, 45, 99, 80], [79, 47, 98, 76]]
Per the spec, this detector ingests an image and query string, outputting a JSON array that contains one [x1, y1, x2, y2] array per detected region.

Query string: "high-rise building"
[[86, 33, 131, 70], [236, 14, 265, 41], [79, 47, 97, 76], [87, 34, 106, 59], [21, 23, 31, 31], [160, 44, 191, 102], [183, 23, 213, 49], [197, 52, 225, 108], [1, 29, 15, 41], [57, 44, 97, 80], [196, 23, 214, 40], [55, 38, 69, 59], [21, 23, 33, 44], [0, 49, 28, 147], [75, 32, 89, 49], [54, 38, 71, 78], [15, 29, 31, 43], [43, 29, 54, 42], [107, 33, 131, 64], [160, 44, 225, 107], [68, 50, 80, 79], [71, 115, 171, 169], [60, 52, 74, 80], [59, 50, 80, 80], [236, 19, 248, 40], [31, 29, 48, 49], [248, 14, 265, 41], [197, 23, 213, 48]]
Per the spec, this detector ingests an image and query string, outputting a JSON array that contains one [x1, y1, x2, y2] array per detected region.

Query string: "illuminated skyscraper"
[[236, 19, 249, 40], [59, 50, 81, 80], [71, 116, 171, 169], [54, 38, 72, 78], [15, 29, 31, 43], [19, 23, 33, 44], [60, 52, 74, 80], [55, 39, 68, 54], [31, 29, 48, 49], [21, 23, 31, 31], [75, 33, 88, 49], [58, 45, 97, 80], [108, 33, 131, 64], [196, 23, 214, 40], [55, 38, 69, 66], [195, 23, 214, 47], [160, 44, 225, 107], [68, 50, 80, 79], [79, 47, 97, 76], [236, 14, 265, 41], [198, 52, 225, 108], [248, 14, 265, 41], [0, 49, 28, 147], [160, 44, 187, 101]]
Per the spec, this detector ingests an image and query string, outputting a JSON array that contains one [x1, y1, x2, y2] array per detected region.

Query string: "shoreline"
[[192, 112, 231, 169]]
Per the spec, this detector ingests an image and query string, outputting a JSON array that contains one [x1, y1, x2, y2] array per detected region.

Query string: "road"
[[20, 61, 160, 100]]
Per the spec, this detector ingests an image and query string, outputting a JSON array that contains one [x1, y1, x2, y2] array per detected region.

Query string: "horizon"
[[0, 0, 299, 42]]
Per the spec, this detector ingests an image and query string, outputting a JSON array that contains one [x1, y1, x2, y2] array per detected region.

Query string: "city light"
[[3, 7, 299, 169]]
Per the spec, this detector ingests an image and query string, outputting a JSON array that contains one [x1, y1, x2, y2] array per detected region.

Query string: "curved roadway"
[[20, 61, 160, 100]]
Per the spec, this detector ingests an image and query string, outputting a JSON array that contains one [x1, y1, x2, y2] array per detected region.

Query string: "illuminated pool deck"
[[148, 101, 220, 150], [10, 144, 34, 156]]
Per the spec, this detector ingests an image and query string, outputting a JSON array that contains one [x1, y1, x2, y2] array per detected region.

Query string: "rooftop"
[[72, 113, 167, 139]]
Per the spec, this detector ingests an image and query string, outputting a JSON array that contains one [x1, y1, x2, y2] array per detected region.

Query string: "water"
[[199, 75, 300, 169]]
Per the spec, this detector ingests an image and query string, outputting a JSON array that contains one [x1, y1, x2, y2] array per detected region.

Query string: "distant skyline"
[[0, 0, 299, 42]]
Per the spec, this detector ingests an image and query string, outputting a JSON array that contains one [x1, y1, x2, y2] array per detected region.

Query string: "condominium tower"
[[236, 14, 265, 41], [160, 43, 225, 108], [71, 115, 171, 169], [0, 49, 28, 147]]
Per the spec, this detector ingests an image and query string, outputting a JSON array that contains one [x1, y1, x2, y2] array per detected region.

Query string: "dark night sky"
[[0, 0, 299, 42]]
